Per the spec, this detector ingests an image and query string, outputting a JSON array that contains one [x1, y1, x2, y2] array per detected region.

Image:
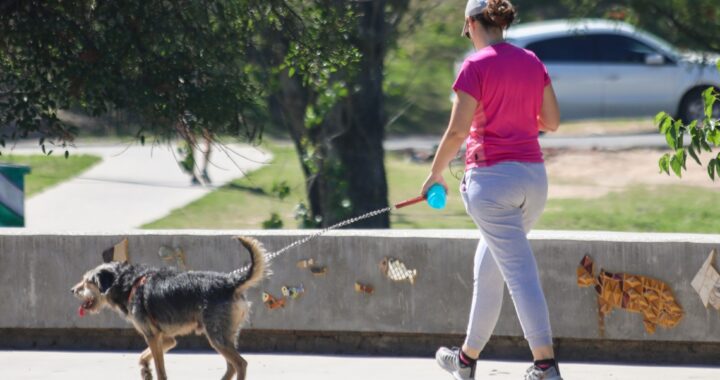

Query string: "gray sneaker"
[[435, 346, 475, 380], [524, 364, 563, 380]]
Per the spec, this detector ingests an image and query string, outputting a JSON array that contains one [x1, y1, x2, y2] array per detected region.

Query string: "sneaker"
[[435, 346, 475, 380], [524, 364, 563, 380]]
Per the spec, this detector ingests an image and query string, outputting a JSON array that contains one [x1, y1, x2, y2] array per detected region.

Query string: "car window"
[[594, 34, 662, 64], [525, 35, 599, 63]]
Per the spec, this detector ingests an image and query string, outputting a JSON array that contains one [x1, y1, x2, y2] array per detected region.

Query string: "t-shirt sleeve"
[[541, 62, 551, 87], [452, 59, 482, 102]]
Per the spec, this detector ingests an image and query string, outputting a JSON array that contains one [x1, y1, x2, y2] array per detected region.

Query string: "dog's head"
[[70, 262, 122, 315]]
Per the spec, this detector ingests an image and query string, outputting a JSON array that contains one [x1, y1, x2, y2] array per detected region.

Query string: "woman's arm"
[[538, 84, 560, 132], [421, 90, 477, 195]]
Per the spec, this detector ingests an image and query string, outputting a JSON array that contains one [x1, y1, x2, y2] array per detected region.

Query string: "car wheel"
[[679, 87, 720, 123]]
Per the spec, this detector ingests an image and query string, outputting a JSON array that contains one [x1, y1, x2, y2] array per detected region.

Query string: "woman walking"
[[421, 1, 562, 379]]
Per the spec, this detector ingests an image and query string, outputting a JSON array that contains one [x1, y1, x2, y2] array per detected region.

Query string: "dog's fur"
[[71, 237, 268, 380]]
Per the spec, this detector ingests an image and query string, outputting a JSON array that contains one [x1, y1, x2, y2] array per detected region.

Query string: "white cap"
[[462, 0, 488, 36], [465, 0, 488, 17]]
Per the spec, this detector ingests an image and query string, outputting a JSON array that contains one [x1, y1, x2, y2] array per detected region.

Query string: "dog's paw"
[[140, 366, 153, 380]]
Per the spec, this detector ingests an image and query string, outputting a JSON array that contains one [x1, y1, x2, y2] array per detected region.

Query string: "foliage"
[[0, 0, 357, 153], [562, 0, 720, 53], [657, 62, 720, 179], [0, 154, 100, 196], [261, 212, 284, 229]]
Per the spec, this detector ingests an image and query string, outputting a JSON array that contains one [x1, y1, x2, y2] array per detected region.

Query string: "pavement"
[[7, 142, 270, 231], [1, 350, 718, 379]]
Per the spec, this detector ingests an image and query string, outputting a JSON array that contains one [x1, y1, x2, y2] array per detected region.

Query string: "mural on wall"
[[691, 250, 720, 311], [379, 257, 417, 285], [158, 246, 188, 270], [281, 284, 305, 299], [262, 292, 286, 310], [577, 255, 684, 336], [101, 238, 129, 263], [354, 282, 374, 295]]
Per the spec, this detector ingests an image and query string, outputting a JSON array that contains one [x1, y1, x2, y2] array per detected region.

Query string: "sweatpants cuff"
[[526, 332, 553, 350], [463, 335, 490, 353]]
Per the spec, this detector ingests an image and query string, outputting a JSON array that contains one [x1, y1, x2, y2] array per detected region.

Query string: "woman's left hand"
[[421, 172, 448, 197]]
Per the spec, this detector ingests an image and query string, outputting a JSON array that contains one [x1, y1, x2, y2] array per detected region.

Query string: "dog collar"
[[127, 273, 162, 331], [127, 274, 150, 305]]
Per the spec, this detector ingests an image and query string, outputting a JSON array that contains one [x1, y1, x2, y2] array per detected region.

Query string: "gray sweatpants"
[[460, 162, 553, 351]]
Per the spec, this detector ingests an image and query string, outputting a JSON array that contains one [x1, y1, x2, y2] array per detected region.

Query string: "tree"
[[561, 0, 720, 53], [0, 0, 356, 155], [267, 0, 411, 228], [657, 63, 720, 180]]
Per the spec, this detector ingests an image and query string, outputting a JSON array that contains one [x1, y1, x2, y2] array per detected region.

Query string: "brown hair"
[[473, 0, 516, 30]]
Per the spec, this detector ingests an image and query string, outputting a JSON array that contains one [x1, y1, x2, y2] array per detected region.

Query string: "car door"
[[596, 34, 680, 118], [525, 35, 606, 120]]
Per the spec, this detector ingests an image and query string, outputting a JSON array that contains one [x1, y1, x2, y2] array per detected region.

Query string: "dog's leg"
[[211, 345, 247, 380], [139, 337, 177, 379], [146, 335, 170, 380]]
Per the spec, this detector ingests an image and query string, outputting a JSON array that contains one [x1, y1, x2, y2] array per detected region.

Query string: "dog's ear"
[[94, 269, 116, 294]]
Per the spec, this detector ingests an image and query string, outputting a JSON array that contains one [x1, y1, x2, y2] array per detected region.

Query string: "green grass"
[[0, 154, 101, 196], [144, 145, 720, 233], [538, 185, 720, 233], [143, 145, 308, 229]]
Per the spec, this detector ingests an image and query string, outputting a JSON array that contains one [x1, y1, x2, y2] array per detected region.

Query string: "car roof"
[[506, 19, 641, 41]]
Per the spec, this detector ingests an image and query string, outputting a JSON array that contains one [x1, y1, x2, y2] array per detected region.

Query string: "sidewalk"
[[1, 350, 718, 379], [10, 142, 269, 231]]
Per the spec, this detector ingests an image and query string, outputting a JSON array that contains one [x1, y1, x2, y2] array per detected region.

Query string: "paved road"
[[1, 350, 718, 379], [9, 142, 269, 231], [384, 133, 667, 151]]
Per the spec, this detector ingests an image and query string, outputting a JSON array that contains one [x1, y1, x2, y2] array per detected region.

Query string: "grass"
[[538, 185, 720, 233], [143, 145, 308, 229], [0, 154, 101, 196], [144, 144, 720, 233]]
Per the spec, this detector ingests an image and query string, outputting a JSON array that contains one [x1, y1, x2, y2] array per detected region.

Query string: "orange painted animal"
[[577, 255, 684, 335]]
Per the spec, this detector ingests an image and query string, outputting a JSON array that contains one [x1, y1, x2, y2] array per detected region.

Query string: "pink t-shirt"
[[453, 42, 550, 168]]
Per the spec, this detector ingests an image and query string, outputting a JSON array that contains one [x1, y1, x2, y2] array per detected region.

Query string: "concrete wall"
[[1, 230, 719, 346]]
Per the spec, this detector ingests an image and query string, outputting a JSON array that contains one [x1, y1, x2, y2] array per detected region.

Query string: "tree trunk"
[[328, 0, 390, 228]]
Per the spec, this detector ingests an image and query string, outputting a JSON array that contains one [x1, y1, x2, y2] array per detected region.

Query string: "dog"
[[577, 255, 683, 336], [71, 236, 268, 380]]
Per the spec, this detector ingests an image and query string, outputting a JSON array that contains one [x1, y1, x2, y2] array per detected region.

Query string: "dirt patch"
[[554, 118, 656, 136], [544, 149, 719, 199]]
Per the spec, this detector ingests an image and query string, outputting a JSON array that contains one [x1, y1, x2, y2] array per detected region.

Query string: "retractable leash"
[[235, 183, 447, 273]]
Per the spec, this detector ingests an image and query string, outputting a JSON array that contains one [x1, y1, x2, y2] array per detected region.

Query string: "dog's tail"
[[233, 236, 269, 295]]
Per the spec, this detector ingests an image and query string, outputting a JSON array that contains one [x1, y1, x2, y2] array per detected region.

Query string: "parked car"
[[498, 19, 720, 122]]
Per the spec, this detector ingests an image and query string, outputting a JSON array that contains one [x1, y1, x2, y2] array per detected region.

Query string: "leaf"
[[688, 145, 702, 166], [703, 87, 717, 120], [288, 67, 296, 78], [660, 116, 673, 134], [708, 159, 716, 181], [140, 135, 145, 146], [655, 111, 669, 129], [64, 150, 69, 159], [659, 153, 670, 175], [676, 148, 686, 170], [41, 144, 46, 154], [717, 59, 720, 74], [670, 155, 682, 178], [665, 127, 677, 150]]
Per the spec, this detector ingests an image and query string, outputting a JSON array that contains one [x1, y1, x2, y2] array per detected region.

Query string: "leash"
[[235, 194, 428, 273]]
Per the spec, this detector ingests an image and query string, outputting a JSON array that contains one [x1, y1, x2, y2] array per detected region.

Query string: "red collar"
[[128, 275, 150, 305], [126, 274, 161, 331]]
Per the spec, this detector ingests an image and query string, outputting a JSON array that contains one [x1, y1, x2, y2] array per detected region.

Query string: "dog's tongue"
[[78, 305, 86, 318]]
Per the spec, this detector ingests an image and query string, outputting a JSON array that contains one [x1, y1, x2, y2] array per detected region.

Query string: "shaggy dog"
[[71, 237, 268, 380]]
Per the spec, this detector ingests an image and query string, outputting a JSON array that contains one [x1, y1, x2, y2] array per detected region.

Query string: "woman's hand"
[[421, 172, 448, 197]]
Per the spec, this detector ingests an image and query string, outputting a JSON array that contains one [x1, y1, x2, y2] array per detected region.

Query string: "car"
[[499, 19, 720, 122]]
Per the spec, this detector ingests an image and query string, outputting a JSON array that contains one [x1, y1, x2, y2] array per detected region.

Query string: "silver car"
[[504, 19, 720, 121]]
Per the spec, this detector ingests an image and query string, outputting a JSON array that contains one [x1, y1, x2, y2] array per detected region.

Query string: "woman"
[[421, 1, 562, 379]]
